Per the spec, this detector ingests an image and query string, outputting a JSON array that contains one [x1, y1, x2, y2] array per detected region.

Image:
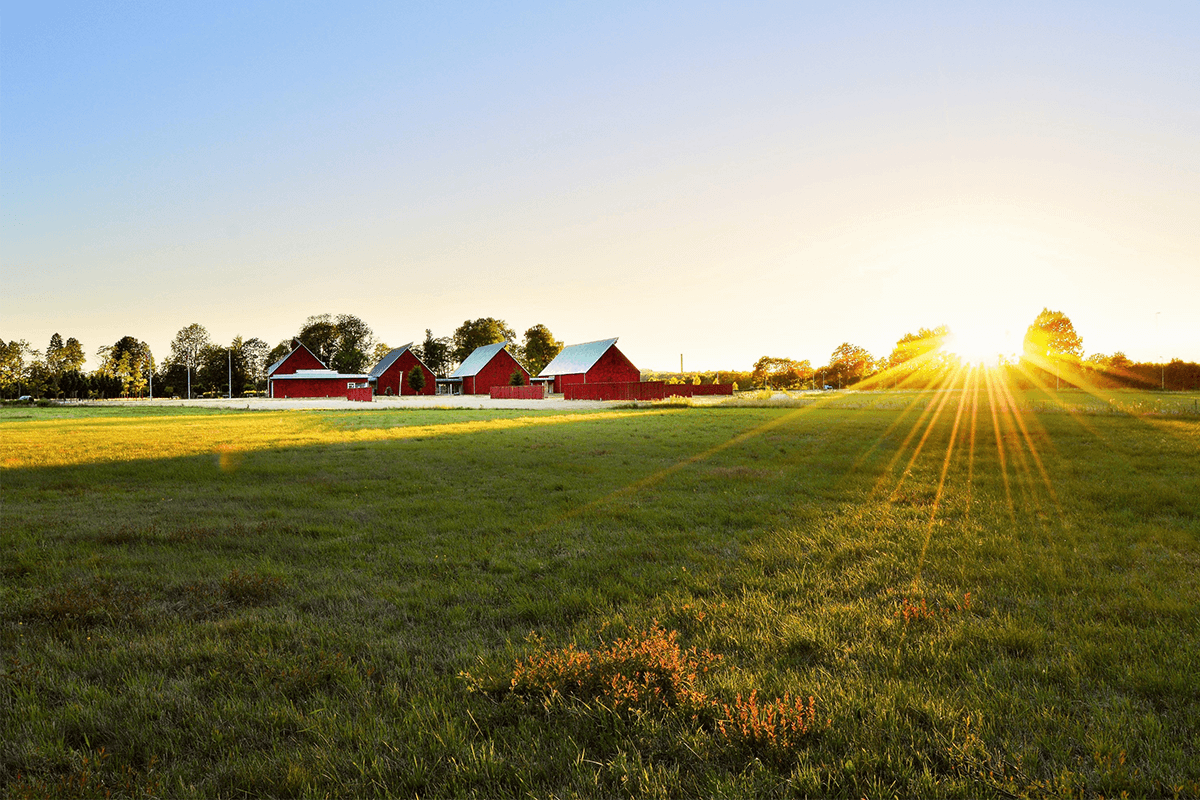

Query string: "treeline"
[[0, 315, 566, 400], [746, 310, 1200, 391]]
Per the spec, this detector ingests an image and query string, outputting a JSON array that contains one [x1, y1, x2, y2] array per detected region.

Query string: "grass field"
[[2, 390, 1198, 798]]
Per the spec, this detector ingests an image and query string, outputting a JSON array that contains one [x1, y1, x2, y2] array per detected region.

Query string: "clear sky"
[[3, 1, 1197, 372]]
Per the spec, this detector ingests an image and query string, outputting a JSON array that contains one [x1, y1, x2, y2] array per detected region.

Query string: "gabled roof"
[[368, 343, 433, 380], [267, 339, 326, 376], [450, 341, 513, 378], [537, 338, 619, 377]]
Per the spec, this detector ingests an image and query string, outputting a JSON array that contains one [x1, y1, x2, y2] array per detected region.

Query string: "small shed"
[[368, 343, 436, 396], [535, 337, 639, 394], [449, 342, 529, 395]]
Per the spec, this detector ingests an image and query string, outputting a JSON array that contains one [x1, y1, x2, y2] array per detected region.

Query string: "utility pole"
[[1156, 311, 1164, 390]]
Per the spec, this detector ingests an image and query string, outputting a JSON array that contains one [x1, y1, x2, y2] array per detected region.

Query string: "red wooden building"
[[267, 339, 371, 399], [448, 342, 529, 395], [534, 337, 640, 394], [368, 343, 436, 396]]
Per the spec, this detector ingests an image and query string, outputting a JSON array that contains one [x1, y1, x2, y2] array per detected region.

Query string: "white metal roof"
[[367, 343, 414, 379], [537, 338, 618, 377], [450, 341, 511, 378]]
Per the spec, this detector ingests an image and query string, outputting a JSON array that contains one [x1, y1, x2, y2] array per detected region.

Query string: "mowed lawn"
[[2, 395, 1198, 798]]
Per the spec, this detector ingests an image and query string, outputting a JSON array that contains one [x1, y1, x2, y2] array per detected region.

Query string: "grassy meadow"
[[2, 390, 1198, 798]]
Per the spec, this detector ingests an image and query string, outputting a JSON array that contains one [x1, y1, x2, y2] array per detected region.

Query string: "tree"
[[451, 318, 516, 365], [241, 337, 271, 393], [43, 334, 86, 376], [169, 324, 211, 399], [827, 343, 874, 387], [1023, 309, 1083, 361], [297, 313, 375, 373], [888, 326, 950, 369], [369, 342, 392, 369], [97, 336, 152, 396], [751, 357, 812, 390], [407, 365, 426, 393], [509, 369, 526, 386], [0, 339, 37, 397], [520, 324, 563, 377], [414, 329, 453, 378]]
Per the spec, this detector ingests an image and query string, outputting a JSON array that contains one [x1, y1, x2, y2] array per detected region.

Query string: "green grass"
[[2, 395, 1198, 798]]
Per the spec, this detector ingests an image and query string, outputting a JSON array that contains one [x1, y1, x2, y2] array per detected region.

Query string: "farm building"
[[368, 343, 436, 396], [534, 337, 639, 394], [447, 342, 529, 395], [267, 340, 371, 399]]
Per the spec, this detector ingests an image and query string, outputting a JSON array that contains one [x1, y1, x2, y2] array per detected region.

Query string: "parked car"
[[18, 395, 32, 401]]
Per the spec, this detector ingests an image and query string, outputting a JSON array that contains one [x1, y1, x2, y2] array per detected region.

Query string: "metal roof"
[[537, 338, 619, 377], [367, 343, 415, 379], [450, 341, 510, 378]]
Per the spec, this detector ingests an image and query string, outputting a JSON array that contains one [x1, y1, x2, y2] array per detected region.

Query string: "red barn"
[[267, 340, 371, 399], [534, 337, 639, 394], [368, 343, 436, 396], [449, 342, 529, 395]]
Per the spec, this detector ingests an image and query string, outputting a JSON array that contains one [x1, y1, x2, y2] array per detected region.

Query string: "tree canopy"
[[1023, 309, 1083, 361], [451, 318, 515, 366], [520, 324, 563, 377], [297, 314, 376, 373], [414, 329, 453, 378]]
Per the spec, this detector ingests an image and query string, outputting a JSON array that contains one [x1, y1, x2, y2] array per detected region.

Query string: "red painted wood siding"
[[490, 384, 545, 399], [272, 378, 361, 398], [272, 346, 325, 375], [375, 350, 436, 396], [464, 348, 529, 395], [551, 344, 639, 393]]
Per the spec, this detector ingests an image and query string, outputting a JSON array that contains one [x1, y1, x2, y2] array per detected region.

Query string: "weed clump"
[[498, 622, 718, 712], [894, 593, 972, 626], [466, 622, 827, 765]]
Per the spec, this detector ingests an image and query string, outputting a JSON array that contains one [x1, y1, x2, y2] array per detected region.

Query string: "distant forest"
[[2, 308, 1197, 399]]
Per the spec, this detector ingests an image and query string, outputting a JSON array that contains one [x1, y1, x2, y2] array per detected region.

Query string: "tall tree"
[[451, 318, 516, 365], [97, 336, 152, 396], [520, 324, 563, 377], [241, 337, 271, 392], [0, 339, 37, 398], [1023, 309, 1083, 361], [414, 329, 453, 377], [169, 323, 211, 399], [297, 313, 375, 373], [827, 342, 874, 387]]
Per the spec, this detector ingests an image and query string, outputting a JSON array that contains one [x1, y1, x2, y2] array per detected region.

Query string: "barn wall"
[[273, 347, 325, 375], [273, 378, 359, 398], [377, 351, 436, 396], [551, 345, 639, 393], [465, 349, 528, 395]]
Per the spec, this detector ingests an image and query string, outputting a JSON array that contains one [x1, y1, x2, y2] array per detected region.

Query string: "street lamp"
[[1156, 311, 1164, 390]]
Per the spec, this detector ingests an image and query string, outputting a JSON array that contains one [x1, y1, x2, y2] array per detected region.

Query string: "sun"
[[945, 325, 1016, 366]]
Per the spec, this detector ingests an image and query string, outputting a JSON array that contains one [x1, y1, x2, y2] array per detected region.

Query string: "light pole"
[[228, 347, 233, 399], [148, 354, 153, 401], [1156, 311, 1164, 390]]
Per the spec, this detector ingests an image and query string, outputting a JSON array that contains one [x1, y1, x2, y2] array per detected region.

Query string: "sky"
[[3, 1, 1198, 372]]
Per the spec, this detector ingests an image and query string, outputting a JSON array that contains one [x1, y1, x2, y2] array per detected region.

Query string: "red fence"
[[346, 387, 373, 402], [563, 381, 734, 401], [490, 384, 545, 399]]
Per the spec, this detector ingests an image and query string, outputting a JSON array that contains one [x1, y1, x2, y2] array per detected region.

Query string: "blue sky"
[[3, 1, 1197, 370]]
